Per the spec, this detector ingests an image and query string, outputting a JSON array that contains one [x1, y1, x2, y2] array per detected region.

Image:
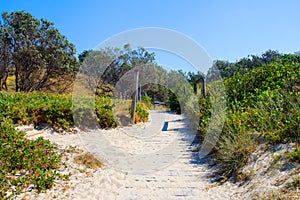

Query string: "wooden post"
[[138, 84, 142, 102], [131, 70, 139, 124], [194, 77, 206, 98], [193, 83, 198, 95], [201, 78, 206, 98]]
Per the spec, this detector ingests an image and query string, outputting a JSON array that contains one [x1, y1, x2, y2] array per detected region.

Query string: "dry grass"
[[72, 73, 96, 95], [73, 152, 104, 170], [112, 99, 131, 126], [6, 75, 16, 92], [5, 74, 75, 94], [153, 104, 168, 111], [258, 191, 300, 200]]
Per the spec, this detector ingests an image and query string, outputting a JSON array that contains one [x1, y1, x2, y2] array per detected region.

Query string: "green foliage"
[[223, 61, 300, 143], [128, 100, 149, 123], [143, 84, 169, 103], [208, 50, 284, 80], [224, 62, 300, 107], [95, 96, 117, 128], [0, 92, 118, 197], [79, 45, 155, 96], [141, 95, 152, 110], [251, 90, 300, 143], [0, 11, 78, 93], [287, 147, 300, 163], [0, 92, 73, 129], [168, 91, 181, 114], [202, 51, 300, 180], [0, 92, 117, 130], [197, 96, 212, 136], [215, 110, 256, 179], [134, 102, 149, 123], [0, 118, 61, 198]]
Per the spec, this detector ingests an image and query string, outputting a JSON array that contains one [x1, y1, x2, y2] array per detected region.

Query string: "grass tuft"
[[73, 153, 103, 170]]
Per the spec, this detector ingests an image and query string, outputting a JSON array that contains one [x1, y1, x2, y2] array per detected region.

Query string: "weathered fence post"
[[194, 77, 206, 98], [138, 84, 142, 102], [131, 70, 139, 124], [201, 77, 206, 98]]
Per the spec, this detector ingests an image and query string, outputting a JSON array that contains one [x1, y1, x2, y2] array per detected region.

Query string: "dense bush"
[[224, 62, 300, 107], [199, 57, 300, 180], [168, 91, 181, 114], [95, 97, 117, 128], [222, 62, 300, 143], [251, 90, 300, 143], [126, 98, 150, 124], [197, 96, 212, 137], [0, 92, 117, 130], [214, 109, 256, 179], [0, 92, 72, 129], [0, 118, 61, 199], [0, 92, 121, 198], [141, 95, 152, 110], [134, 102, 149, 123]]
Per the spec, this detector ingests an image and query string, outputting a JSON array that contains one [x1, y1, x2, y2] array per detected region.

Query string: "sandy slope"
[[16, 111, 243, 200]]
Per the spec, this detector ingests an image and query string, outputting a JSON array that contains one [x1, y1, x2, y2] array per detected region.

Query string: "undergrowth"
[[0, 92, 128, 198], [0, 118, 61, 199], [132, 102, 149, 123], [198, 60, 300, 181], [0, 92, 117, 130]]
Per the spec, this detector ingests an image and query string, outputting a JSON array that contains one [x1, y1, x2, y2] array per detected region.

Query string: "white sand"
[[15, 111, 244, 200]]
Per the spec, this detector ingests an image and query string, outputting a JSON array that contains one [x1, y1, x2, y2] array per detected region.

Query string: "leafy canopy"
[[0, 11, 78, 93]]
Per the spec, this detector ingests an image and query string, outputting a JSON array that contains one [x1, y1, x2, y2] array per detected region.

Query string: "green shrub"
[[0, 118, 61, 198], [169, 92, 181, 114], [0, 93, 119, 198], [224, 62, 300, 108], [135, 102, 149, 123], [251, 90, 300, 143], [141, 95, 152, 110], [127, 100, 149, 124], [0, 92, 73, 129], [196, 54, 300, 183], [209, 61, 299, 180], [287, 147, 300, 163], [215, 111, 256, 179], [197, 96, 212, 137], [95, 96, 118, 128], [0, 92, 118, 130]]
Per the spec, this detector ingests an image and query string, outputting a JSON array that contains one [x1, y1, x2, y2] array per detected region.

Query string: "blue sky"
[[1, 0, 300, 72]]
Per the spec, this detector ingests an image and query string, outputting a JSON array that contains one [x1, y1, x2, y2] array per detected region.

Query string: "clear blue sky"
[[1, 0, 300, 72]]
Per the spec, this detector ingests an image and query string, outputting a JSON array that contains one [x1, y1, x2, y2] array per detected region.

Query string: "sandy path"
[[17, 111, 242, 200]]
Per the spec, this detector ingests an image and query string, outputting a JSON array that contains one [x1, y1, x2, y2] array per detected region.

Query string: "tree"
[[78, 50, 92, 63], [0, 21, 11, 90], [0, 11, 78, 92], [261, 49, 281, 65], [208, 60, 236, 79], [78, 44, 155, 96], [140, 64, 169, 102], [207, 50, 284, 80], [186, 71, 205, 83], [101, 45, 155, 86]]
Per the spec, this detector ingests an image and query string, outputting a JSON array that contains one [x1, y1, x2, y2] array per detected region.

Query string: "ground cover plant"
[[197, 52, 300, 181], [0, 92, 118, 130], [0, 91, 149, 198], [0, 118, 61, 199]]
